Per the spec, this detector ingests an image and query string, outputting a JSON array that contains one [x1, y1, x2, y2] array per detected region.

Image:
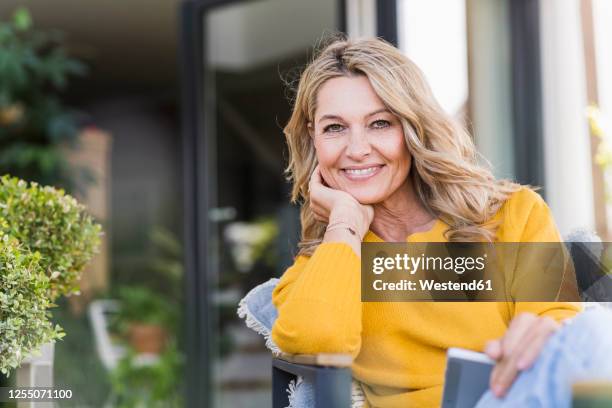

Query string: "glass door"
[[182, 0, 344, 406]]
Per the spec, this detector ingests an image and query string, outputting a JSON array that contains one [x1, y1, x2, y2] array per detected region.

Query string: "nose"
[[345, 128, 371, 160]]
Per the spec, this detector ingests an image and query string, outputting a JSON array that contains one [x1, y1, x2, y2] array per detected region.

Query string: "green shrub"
[[0, 175, 102, 299], [0, 230, 63, 375], [113, 286, 176, 333], [0, 8, 88, 189], [110, 341, 184, 408], [0, 175, 101, 375]]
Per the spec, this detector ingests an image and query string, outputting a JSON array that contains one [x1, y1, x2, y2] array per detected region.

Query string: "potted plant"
[[109, 341, 183, 407], [0, 175, 102, 300], [113, 286, 175, 355], [0, 231, 62, 376], [0, 175, 101, 376]]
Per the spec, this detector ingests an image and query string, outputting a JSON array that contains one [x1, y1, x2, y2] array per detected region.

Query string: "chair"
[[270, 231, 609, 408], [272, 353, 352, 408]]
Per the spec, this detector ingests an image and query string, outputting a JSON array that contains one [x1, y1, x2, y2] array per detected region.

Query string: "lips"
[[341, 165, 384, 180]]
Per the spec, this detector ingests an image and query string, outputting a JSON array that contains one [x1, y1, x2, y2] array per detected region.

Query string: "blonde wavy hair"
[[284, 35, 523, 256]]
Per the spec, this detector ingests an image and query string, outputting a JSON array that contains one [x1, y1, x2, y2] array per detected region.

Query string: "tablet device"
[[441, 347, 495, 408]]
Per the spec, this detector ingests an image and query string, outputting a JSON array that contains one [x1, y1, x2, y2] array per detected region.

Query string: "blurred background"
[[0, 0, 611, 407]]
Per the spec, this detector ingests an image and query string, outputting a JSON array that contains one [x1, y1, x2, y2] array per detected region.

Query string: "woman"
[[271, 36, 607, 407]]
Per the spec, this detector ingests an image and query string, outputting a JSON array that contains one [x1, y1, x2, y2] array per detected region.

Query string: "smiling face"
[[310, 75, 412, 205]]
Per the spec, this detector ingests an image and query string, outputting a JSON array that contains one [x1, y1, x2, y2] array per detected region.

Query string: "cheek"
[[396, 150, 412, 182], [380, 133, 411, 171], [310, 143, 337, 189], [387, 151, 411, 189], [314, 143, 337, 167], [398, 148, 412, 172], [314, 139, 342, 172]]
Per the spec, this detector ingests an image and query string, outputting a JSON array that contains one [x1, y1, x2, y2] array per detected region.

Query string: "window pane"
[[398, 0, 516, 179], [203, 1, 339, 406]]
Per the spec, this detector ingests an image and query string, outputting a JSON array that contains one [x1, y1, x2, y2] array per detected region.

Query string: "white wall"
[[398, 0, 468, 116], [539, 0, 595, 235], [593, 0, 612, 120]]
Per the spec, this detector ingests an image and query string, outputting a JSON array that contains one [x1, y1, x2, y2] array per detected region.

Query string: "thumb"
[[311, 164, 331, 187], [310, 165, 325, 187], [485, 339, 502, 360]]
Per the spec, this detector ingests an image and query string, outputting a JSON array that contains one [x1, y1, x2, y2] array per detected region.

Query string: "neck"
[[370, 179, 435, 242]]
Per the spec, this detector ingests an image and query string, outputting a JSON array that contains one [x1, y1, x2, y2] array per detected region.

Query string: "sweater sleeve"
[[271, 242, 362, 357], [508, 189, 583, 321]]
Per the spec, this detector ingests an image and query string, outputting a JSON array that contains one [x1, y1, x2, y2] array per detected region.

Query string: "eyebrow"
[[317, 108, 390, 124]]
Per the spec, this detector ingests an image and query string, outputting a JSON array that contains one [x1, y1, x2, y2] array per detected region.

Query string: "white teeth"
[[345, 166, 379, 175]]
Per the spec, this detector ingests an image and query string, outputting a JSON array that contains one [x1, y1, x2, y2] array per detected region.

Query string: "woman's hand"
[[309, 165, 374, 238], [484, 313, 560, 397]]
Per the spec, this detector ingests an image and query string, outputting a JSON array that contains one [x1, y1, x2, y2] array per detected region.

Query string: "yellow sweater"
[[271, 188, 581, 407]]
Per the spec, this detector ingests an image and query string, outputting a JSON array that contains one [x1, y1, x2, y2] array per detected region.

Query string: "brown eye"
[[323, 123, 345, 133], [371, 119, 391, 129]]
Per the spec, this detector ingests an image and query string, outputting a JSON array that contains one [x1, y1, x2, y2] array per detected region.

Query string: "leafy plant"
[[587, 105, 612, 172], [0, 175, 102, 300], [107, 231, 184, 406], [223, 217, 279, 273], [0, 7, 87, 189], [0, 230, 64, 375], [148, 226, 183, 302], [114, 286, 176, 331], [0, 175, 101, 375], [109, 341, 184, 408]]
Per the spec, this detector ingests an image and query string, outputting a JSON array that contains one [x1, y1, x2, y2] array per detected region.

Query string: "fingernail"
[[492, 385, 504, 397], [517, 359, 526, 370]]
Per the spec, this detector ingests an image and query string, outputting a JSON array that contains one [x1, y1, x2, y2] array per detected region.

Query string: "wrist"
[[327, 216, 367, 238], [323, 226, 362, 256], [326, 220, 358, 235], [330, 207, 369, 236]]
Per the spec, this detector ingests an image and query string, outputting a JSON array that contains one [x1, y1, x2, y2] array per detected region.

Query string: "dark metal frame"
[[181, 1, 241, 406], [509, 0, 545, 189], [180, 2, 211, 407], [179, 0, 347, 406], [272, 359, 352, 408], [377, 0, 398, 45]]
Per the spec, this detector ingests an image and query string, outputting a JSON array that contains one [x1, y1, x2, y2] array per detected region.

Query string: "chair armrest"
[[277, 352, 352, 367], [272, 353, 353, 408]]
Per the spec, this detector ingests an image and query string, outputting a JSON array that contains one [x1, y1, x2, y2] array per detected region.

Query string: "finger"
[[309, 201, 323, 217], [318, 169, 330, 187], [501, 313, 538, 358], [311, 164, 321, 180], [490, 316, 558, 397], [516, 318, 558, 370], [490, 351, 521, 397], [484, 339, 502, 360], [312, 208, 328, 223], [310, 198, 330, 219], [490, 314, 538, 396], [308, 165, 320, 190], [491, 324, 542, 397], [310, 164, 326, 187], [309, 166, 334, 199]]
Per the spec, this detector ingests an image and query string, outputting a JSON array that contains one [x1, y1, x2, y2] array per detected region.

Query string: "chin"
[[345, 189, 387, 205]]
